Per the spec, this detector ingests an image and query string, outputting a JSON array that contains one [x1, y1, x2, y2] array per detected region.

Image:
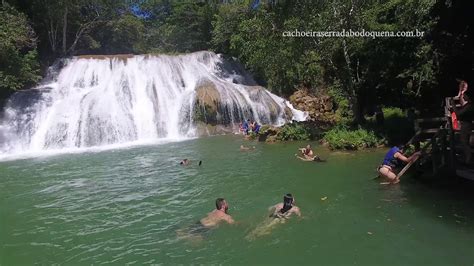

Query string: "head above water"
[[280, 194, 294, 214], [215, 198, 228, 213], [306, 144, 312, 150], [179, 159, 188, 165], [284, 194, 294, 205]]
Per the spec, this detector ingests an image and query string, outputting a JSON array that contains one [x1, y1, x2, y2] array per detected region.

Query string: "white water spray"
[[0, 51, 306, 156]]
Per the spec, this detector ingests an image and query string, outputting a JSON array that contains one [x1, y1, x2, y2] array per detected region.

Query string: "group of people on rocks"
[[239, 119, 261, 135]]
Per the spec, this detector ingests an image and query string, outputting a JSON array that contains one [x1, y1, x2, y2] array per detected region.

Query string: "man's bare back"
[[200, 198, 235, 227], [200, 209, 234, 227]]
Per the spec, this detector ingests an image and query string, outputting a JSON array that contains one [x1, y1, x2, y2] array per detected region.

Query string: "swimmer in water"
[[200, 198, 235, 227], [246, 194, 301, 240], [295, 153, 326, 162], [177, 198, 234, 242], [269, 194, 301, 218], [295, 145, 325, 162], [179, 159, 202, 166], [240, 145, 256, 151], [299, 144, 314, 159]]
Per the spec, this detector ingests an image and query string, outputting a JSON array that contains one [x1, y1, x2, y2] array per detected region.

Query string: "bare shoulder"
[[223, 213, 235, 224], [271, 203, 283, 211], [292, 206, 301, 216]]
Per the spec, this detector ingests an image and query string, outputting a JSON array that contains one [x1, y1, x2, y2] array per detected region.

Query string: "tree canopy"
[[1, 0, 472, 122]]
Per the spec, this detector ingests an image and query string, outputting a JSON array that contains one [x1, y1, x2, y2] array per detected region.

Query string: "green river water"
[[1, 135, 474, 265]]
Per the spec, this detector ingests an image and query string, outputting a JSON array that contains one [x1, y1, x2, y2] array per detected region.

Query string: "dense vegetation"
[[1, 0, 472, 147]]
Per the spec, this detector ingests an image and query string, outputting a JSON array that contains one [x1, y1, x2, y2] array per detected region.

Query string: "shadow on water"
[[400, 172, 474, 227]]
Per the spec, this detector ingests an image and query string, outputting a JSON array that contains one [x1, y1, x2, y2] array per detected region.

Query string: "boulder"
[[194, 80, 221, 125], [289, 89, 336, 125], [246, 85, 282, 121], [194, 122, 235, 136]]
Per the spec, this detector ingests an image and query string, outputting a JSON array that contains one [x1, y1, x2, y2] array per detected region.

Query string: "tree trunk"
[[332, 0, 363, 124], [62, 5, 68, 55], [47, 19, 58, 53], [341, 39, 363, 123]]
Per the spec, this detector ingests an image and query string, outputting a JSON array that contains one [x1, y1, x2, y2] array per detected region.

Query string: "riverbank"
[[235, 89, 416, 150], [245, 107, 413, 150]]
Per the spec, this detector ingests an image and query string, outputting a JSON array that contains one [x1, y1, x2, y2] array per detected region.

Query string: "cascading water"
[[0, 51, 306, 156]]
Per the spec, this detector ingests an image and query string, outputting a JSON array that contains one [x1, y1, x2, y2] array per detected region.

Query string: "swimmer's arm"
[[293, 207, 302, 217], [225, 215, 235, 224], [267, 204, 279, 217], [268, 204, 278, 213], [395, 151, 420, 163], [394, 152, 410, 163]]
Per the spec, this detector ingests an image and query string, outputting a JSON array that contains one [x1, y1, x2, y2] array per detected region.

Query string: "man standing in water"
[[200, 198, 235, 227]]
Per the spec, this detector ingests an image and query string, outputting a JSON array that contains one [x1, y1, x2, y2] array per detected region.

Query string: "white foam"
[[0, 51, 306, 158]]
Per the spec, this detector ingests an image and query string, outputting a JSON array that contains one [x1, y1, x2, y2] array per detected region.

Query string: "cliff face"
[[194, 80, 221, 125], [193, 79, 292, 127]]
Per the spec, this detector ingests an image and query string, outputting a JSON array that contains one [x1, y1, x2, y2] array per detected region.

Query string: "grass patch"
[[323, 127, 380, 150], [276, 122, 311, 141]]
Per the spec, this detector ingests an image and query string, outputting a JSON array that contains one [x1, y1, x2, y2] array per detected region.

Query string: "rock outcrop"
[[194, 80, 221, 125], [193, 80, 292, 128], [289, 89, 336, 125]]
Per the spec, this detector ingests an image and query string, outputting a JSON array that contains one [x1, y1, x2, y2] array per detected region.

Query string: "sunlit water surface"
[[1, 136, 474, 265]]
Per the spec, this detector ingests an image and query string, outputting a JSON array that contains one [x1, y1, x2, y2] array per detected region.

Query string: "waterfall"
[[0, 51, 306, 156]]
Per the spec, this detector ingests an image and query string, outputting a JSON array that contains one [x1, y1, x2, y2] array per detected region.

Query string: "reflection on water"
[[1, 136, 474, 264]]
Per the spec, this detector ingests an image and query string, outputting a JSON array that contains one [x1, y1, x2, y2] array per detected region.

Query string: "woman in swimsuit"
[[378, 146, 420, 184]]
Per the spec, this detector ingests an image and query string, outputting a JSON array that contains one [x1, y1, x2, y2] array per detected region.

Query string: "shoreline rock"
[[289, 89, 336, 125]]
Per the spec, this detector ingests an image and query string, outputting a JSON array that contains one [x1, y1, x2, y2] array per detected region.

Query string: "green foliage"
[[383, 107, 406, 119], [403, 141, 429, 155], [211, 3, 249, 55], [209, 0, 442, 118], [327, 80, 353, 125], [145, 1, 214, 53], [381, 107, 414, 145], [323, 127, 380, 150], [276, 123, 311, 141], [0, 4, 40, 92], [1, 0, 469, 131], [99, 14, 146, 54]]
